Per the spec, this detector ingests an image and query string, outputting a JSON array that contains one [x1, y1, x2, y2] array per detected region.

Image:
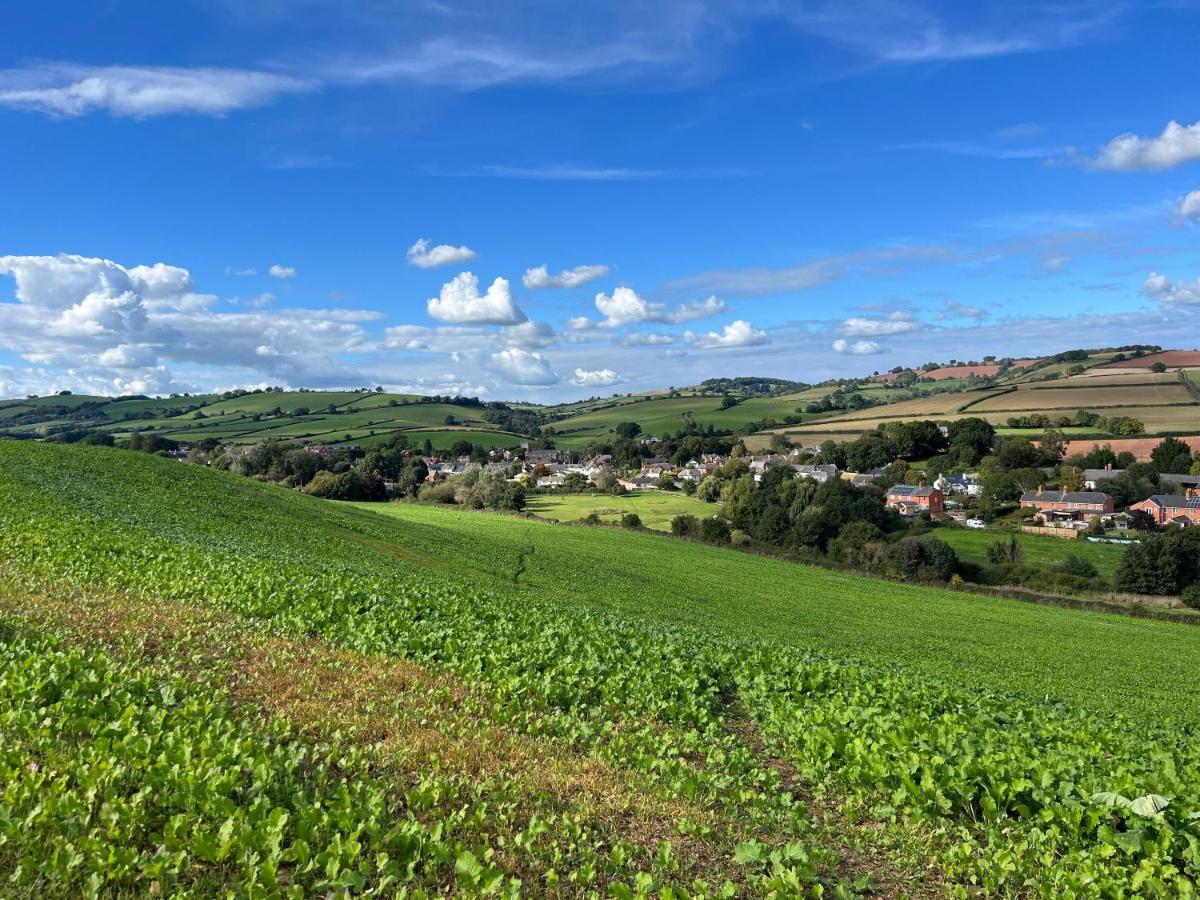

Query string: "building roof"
[[888, 484, 937, 497], [1020, 490, 1111, 504], [1082, 468, 1122, 481], [1138, 495, 1200, 510]]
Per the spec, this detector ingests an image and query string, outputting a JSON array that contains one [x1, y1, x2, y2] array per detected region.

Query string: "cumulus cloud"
[[840, 311, 920, 336], [0, 64, 313, 118], [0, 252, 373, 391], [426, 272, 526, 325], [269, 264, 296, 279], [1178, 190, 1200, 223], [1143, 271, 1200, 306], [832, 338, 881, 354], [684, 319, 768, 349], [572, 367, 620, 386], [487, 347, 558, 385], [406, 238, 477, 269], [567, 316, 592, 330], [1090, 119, 1200, 172], [522, 263, 609, 289], [500, 320, 557, 349], [592, 286, 726, 327]]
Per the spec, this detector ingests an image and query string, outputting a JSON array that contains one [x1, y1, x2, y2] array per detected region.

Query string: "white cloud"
[[937, 299, 984, 320], [487, 347, 558, 385], [406, 238, 477, 269], [0, 64, 312, 118], [685, 319, 768, 349], [500, 320, 557, 349], [593, 286, 726, 327], [226, 266, 258, 276], [567, 316, 593, 330], [1143, 271, 1200, 306], [620, 332, 675, 346], [572, 367, 620, 387], [0, 253, 374, 391], [1041, 255, 1071, 273], [1178, 190, 1200, 223], [1091, 120, 1200, 172], [269, 264, 297, 279], [522, 263, 609, 289], [832, 339, 881, 355], [841, 311, 920, 336], [427, 272, 526, 325]]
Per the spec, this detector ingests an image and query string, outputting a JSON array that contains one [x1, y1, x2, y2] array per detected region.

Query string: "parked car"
[[965, 518, 988, 529]]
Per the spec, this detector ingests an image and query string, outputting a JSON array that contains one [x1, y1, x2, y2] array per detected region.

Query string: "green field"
[[525, 490, 714, 530], [932, 526, 1127, 579], [6, 442, 1200, 892]]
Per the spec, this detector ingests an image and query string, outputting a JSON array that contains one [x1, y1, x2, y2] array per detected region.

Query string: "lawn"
[[931, 525, 1127, 579], [525, 490, 714, 530]]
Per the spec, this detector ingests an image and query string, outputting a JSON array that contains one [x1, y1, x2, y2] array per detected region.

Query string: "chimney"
[[1105, 463, 1112, 471], [1038, 484, 1045, 494]]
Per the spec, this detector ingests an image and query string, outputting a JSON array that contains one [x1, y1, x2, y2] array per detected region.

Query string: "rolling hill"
[[4, 442, 1200, 893]]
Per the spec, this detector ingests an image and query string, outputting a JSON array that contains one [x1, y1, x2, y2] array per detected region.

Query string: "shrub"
[[700, 516, 732, 545], [584, 512, 603, 526], [671, 514, 701, 539], [620, 513, 642, 529], [827, 521, 885, 566], [304, 470, 386, 502], [1055, 555, 1099, 580], [418, 480, 458, 505], [1183, 584, 1200, 611], [987, 534, 1024, 565]]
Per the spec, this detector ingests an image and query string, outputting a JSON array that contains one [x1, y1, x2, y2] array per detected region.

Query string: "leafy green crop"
[[4, 442, 1200, 895]]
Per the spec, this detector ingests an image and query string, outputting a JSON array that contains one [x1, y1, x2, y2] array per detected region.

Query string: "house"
[[640, 456, 670, 472], [526, 449, 569, 466], [1020, 488, 1114, 523], [1129, 490, 1200, 527], [1160, 473, 1200, 492], [675, 466, 705, 484], [934, 472, 982, 498], [536, 473, 567, 489], [885, 485, 945, 517], [791, 463, 839, 484], [842, 472, 876, 488], [748, 454, 788, 482], [618, 475, 659, 491], [1082, 465, 1122, 490]]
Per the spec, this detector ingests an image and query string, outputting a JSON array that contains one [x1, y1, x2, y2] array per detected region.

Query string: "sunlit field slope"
[[5, 442, 1200, 894]]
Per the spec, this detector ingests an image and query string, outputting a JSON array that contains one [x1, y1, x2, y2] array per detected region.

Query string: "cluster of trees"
[[1114, 529, 1200, 603], [828, 522, 959, 582], [421, 468, 526, 511], [670, 514, 732, 545], [1005, 410, 1145, 435]]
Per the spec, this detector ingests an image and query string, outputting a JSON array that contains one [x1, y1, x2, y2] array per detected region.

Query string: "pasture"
[[525, 490, 713, 529], [931, 526, 1127, 579]]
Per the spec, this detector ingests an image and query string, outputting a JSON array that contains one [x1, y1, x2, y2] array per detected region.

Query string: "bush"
[[304, 470, 386, 502], [620, 513, 642, 529], [418, 480, 458, 505], [1183, 584, 1200, 611], [671, 514, 701, 539], [827, 521, 885, 566], [987, 535, 1024, 565], [583, 512, 603, 526], [1055, 555, 1099, 580], [700, 517, 732, 545]]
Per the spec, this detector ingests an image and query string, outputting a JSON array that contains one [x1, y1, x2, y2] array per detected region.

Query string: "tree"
[[946, 417, 996, 466], [1150, 437, 1193, 475], [615, 422, 642, 439], [768, 433, 792, 453], [1115, 530, 1200, 596], [1059, 468, 1084, 492], [700, 517, 732, 544], [845, 432, 898, 472], [671, 514, 701, 538], [621, 513, 642, 528], [1150, 361, 1168, 373], [81, 431, 115, 446]]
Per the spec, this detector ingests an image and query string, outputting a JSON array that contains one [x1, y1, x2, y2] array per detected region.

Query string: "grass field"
[[931, 526, 1127, 579], [6, 442, 1200, 892], [525, 490, 713, 529]]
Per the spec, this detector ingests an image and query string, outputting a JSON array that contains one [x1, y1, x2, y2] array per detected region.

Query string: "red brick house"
[[1129, 490, 1200, 527], [885, 485, 944, 517], [1020, 488, 1114, 522]]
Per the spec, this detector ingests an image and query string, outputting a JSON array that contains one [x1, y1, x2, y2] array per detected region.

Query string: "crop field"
[[931, 526, 1127, 579], [525, 490, 713, 530], [7, 443, 1200, 893], [968, 380, 1195, 411]]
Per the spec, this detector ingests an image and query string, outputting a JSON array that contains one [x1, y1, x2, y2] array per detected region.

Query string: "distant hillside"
[[4, 346, 1197, 454]]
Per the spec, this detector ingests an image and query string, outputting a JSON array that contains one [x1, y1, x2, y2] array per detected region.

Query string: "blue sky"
[[1, 0, 1198, 401]]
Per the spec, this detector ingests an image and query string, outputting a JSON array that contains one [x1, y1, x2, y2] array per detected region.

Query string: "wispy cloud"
[[0, 64, 314, 118]]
